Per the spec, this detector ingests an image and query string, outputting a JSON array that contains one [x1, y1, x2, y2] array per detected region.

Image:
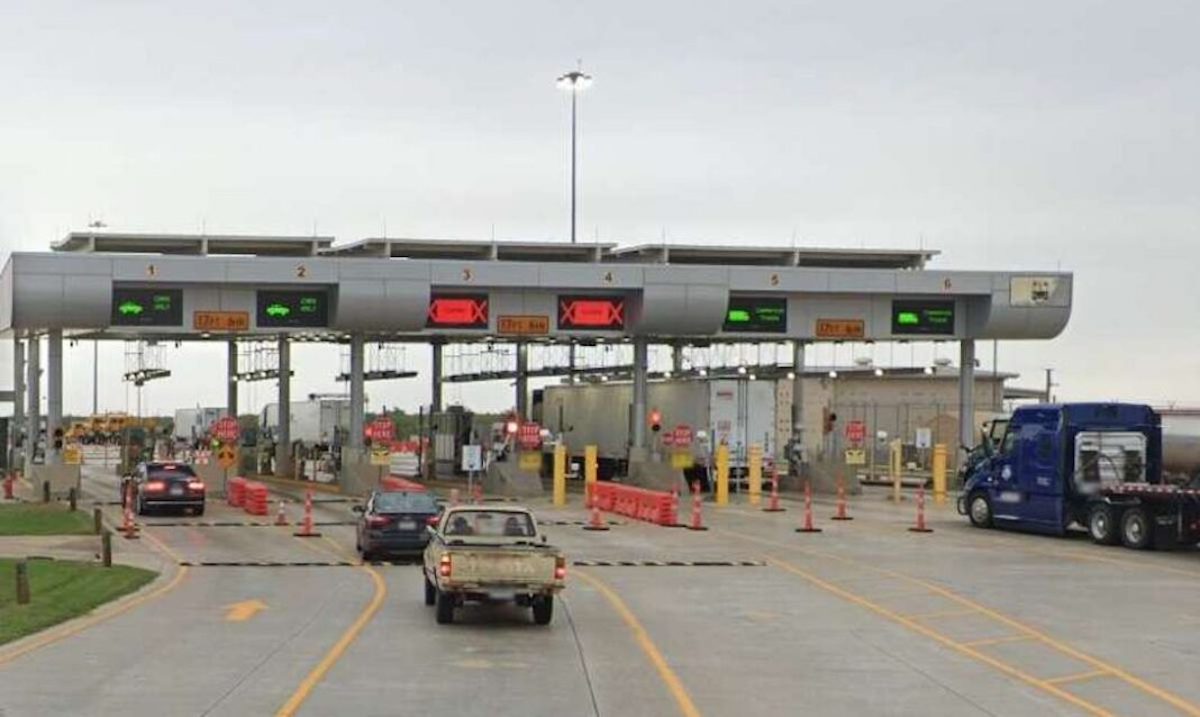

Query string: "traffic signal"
[[649, 409, 662, 433], [53, 427, 64, 450], [822, 409, 838, 435]]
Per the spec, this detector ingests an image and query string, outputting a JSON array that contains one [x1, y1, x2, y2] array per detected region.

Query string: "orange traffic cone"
[[293, 490, 322, 538], [762, 468, 786, 512], [121, 483, 139, 540], [583, 502, 610, 531], [831, 476, 853, 521], [908, 485, 934, 533], [795, 480, 822, 533]]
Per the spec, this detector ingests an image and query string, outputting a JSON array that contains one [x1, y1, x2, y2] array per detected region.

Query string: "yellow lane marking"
[[961, 635, 1035, 648], [574, 570, 702, 717], [274, 535, 387, 717], [224, 599, 268, 622], [1046, 670, 1111, 686], [724, 529, 1200, 717], [0, 531, 189, 667], [903, 608, 979, 621], [764, 556, 1115, 717]]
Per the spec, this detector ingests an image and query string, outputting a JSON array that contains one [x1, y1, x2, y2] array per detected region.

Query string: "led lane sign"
[[427, 294, 489, 329], [558, 296, 625, 330], [111, 288, 183, 327], [891, 300, 956, 335], [257, 290, 330, 328], [723, 297, 787, 333]]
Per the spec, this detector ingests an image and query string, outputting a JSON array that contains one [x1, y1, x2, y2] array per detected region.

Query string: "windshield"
[[444, 510, 536, 538], [373, 492, 438, 513]]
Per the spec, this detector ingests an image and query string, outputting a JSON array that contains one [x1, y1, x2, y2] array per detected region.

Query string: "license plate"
[[170, 486, 184, 496], [397, 520, 417, 531]]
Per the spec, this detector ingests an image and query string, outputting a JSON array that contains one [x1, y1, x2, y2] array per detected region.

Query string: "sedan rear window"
[[374, 492, 438, 513], [147, 465, 197, 480]]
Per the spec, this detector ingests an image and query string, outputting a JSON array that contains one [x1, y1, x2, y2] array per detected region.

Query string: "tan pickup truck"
[[422, 505, 566, 625]]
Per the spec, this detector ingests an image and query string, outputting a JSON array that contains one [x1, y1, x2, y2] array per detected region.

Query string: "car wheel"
[[967, 492, 992, 529], [1087, 504, 1119, 545], [435, 590, 455, 624], [1120, 507, 1154, 550], [424, 576, 436, 606], [532, 595, 554, 625]]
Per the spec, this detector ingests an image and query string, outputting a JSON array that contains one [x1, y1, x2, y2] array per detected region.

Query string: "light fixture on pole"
[[556, 64, 592, 244]]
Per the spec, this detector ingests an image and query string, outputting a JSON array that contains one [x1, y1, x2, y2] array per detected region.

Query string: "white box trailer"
[[173, 407, 227, 442], [538, 379, 778, 469], [261, 399, 351, 445]]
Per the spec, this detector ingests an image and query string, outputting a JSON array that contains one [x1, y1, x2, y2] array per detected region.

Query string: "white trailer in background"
[[261, 398, 351, 444], [538, 379, 777, 475], [173, 407, 227, 442]]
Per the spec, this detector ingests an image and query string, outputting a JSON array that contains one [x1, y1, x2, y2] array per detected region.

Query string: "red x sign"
[[559, 297, 624, 329]]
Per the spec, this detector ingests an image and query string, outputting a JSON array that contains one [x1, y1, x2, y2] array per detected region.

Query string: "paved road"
[[2, 466, 1200, 716]]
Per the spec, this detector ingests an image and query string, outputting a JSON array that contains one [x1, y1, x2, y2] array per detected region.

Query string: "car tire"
[[532, 595, 554, 625], [424, 576, 436, 606], [435, 590, 455, 624], [1120, 507, 1154, 550], [967, 492, 992, 529], [1087, 504, 1119, 545]]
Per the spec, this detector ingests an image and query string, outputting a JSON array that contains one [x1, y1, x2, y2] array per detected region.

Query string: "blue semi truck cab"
[[959, 403, 1200, 550]]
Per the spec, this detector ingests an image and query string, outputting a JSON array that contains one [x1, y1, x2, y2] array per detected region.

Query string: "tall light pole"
[[556, 65, 592, 243]]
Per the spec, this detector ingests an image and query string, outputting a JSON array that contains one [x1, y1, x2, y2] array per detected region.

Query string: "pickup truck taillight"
[[439, 554, 452, 577], [554, 556, 567, 581]]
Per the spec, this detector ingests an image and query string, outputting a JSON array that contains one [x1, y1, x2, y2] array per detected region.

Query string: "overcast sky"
[[1, 0, 1198, 417]]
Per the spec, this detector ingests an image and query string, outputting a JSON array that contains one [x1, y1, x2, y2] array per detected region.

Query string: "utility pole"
[[1044, 368, 1057, 403]]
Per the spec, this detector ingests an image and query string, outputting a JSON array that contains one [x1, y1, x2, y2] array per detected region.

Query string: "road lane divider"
[[574, 570, 702, 717], [722, 528, 1200, 717], [275, 535, 387, 717]]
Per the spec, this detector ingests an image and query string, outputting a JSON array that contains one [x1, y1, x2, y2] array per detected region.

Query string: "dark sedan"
[[131, 462, 206, 516], [354, 490, 440, 560]]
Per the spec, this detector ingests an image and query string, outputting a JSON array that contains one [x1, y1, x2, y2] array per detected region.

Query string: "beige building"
[[775, 366, 1014, 469]]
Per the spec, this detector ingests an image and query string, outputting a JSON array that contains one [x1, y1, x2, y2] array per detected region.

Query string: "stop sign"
[[673, 424, 693, 447], [661, 431, 676, 447], [213, 417, 239, 442], [367, 418, 395, 443], [845, 420, 866, 444], [517, 422, 542, 449]]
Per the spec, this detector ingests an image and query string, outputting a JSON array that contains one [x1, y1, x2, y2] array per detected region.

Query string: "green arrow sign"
[[118, 301, 145, 316], [265, 303, 291, 318], [727, 309, 751, 323], [897, 311, 919, 325]]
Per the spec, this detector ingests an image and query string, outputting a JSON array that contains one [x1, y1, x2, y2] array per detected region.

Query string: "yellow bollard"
[[747, 444, 762, 506], [890, 439, 903, 503], [715, 444, 730, 506], [553, 444, 567, 507], [932, 443, 948, 506], [585, 445, 598, 488]]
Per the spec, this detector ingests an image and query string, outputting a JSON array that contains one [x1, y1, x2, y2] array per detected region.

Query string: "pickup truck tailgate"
[[449, 548, 557, 584]]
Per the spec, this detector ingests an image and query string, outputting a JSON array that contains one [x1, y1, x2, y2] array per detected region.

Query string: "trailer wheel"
[[967, 492, 992, 528], [1087, 504, 1120, 545], [1120, 507, 1154, 550]]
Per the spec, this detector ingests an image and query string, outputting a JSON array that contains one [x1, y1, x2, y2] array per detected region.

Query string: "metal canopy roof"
[[53, 232, 334, 257], [606, 244, 937, 269], [325, 238, 615, 263], [52, 232, 936, 269], [322, 237, 935, 269]]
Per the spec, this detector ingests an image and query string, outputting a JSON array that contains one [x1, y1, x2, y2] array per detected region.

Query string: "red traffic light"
[[649, 409, 662, 431]]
